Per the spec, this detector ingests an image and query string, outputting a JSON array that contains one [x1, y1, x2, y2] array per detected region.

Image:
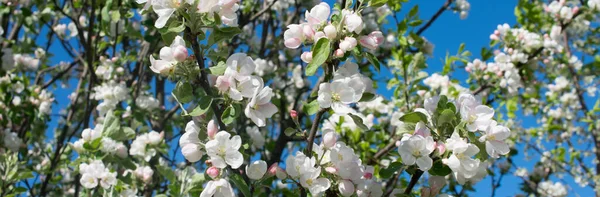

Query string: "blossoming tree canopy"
[[1, 0, 599, 196]]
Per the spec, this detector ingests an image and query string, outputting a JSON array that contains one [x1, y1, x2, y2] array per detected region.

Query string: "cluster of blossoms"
[[137, 0, 240, 28], [179, 120, 245, 171], [454, 0, 471, 19], [71, 123, 128, 158], [1, 48, 43, 71], [129, 131, 164, 161], [397, 94, 511, 185], [545, 0, 578, 22], [421, 73, 469, 98], [92, 57, 130, 117], [283, 134, 385, 197], [284, 2, 385, 60], [318, 61, 373, 113], [78, 160, 117, 189], [1, 129, 23, 152], [214, 53, 278, 127]]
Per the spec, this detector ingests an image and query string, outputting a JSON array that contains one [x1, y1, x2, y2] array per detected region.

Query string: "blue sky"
[[37, 0, 594, 196]]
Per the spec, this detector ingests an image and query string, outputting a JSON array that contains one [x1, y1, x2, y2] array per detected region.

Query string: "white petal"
[[225, 151, 244, 169], [416, 156, 433, 171]]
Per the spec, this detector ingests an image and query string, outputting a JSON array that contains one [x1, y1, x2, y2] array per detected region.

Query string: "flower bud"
[[116, 145, 128, 158], [290, 110, 298, 119], [322, 132, 337, 148], [268, 163, 280, 176], [334, 49, 345, 58], [303, 24, 315, 40], [246, 160, 268, 180], [207, 119, 218, 140], [323, 25, 337, 40], [314, 31, 326, 43], [173, 45, 188, 62], [181, 144, 203, 162], [339, 37, 357, 52], [206, 166, 220, 179], [301, 52, 313, 63], [325, 166, 338, 174], [338, 179, 355, 197], [435, 142, 446, 155]]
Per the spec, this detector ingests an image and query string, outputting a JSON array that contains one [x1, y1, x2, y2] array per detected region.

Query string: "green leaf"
[[118, 158, 137, 170], [369, 0, 388, 7], [428, 160, 451, 176], [188, 96, 213, 116], [14, 187, 27, 193], [230, 173, 251, 197], [284, 128, 297, 137], [437, 109, 456, 126], [359, 92, 376, 102], [408, 5, 419, 17], [379, 162, 403, 179], [221, 104, 241, 125], [209, 61, 227, 75], [303, 100, 320, 115], [106, 127, 136, 141], [167, 20, 186, 33], [365, 52, 381, 72], [173, 81, 193, 103], [209, 27, 242, 46], [83, 138, 102, 151], [102, 110, 120, 134], [157, 166, 176, 182], [306, 38, 331, 76], [348, 113, 369, 131], [399, 112, 428, 124]]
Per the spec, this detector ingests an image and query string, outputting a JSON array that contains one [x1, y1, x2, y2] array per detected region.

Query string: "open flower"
[[245, 85, 278, 127], [205, 131, 243, 169], [305, 2, 330, 27], [443, 132, 481, 179], [179, 121, 204, 162], [479, 121, 510, 158], [458, 94, 494, 132], [398, 134, 435, 170], [150, 36, 186, 75], [200, 178, 235, 197]]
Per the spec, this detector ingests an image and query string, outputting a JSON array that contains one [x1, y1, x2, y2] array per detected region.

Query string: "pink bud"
[[496, 71, 503, 77], [489, 34, 499, 40], [572, 7, 579, 14], [290, 110, 298, 119], [339, 37, 357, 52], [323, 132, 337, 148], [268, 163, 280, 176], [301, 52, 312, 63], [325, 167, 338, 174], [395, 140, 401, 147], [465, 67, 472, 73], [359, 35, 378, 50], [111, 57, 119, 62], [436, 142, 446, 155], [206, 167, 219, 179], [207, 120, 218, 140], [543, 59, 550, 64], [334, 49, 345, 58], [173, 45, 188, 62], [494, 30, 500, 35], [303, 25, 315, 40], [284, 38, 302, 49], [314, 31, 326, 43], [370, 31, 384, 45]]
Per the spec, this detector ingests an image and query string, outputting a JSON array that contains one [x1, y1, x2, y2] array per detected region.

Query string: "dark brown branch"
[[415, 0, 454, 36], [305, 109, 327, 157]]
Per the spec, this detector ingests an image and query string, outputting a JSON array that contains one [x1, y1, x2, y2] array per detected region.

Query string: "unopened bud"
[[323, 132, 337, 148], [207, 119, 218, 140], [173, 45, 188, 62], [206, 167, 219, 179]]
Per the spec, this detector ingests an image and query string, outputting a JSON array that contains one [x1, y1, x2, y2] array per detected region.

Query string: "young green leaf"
[[306, 38, 331, 76]]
